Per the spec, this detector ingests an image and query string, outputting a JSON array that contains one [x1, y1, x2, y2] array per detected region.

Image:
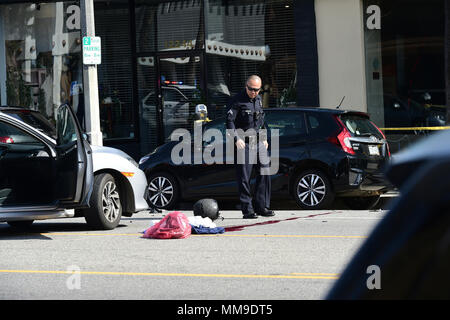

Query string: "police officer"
[[226, 75, 275, 219]]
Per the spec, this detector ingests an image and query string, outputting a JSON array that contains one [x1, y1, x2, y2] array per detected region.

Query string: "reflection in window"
[[136, 55, 159, 156], [0, 121, 41, 145], [205, 0, 297, 116], [57, 105, 77, 145], [135, 0, 203, 52], [95, 0, 135, 140], [363, 0, 448, 152], [0, 2, 83, 127], [134, 0, 298, 152], [265, 111, 306, 137]]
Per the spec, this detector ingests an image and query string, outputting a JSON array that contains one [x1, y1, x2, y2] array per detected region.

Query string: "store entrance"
[[138, 51, 204, 155], [157, 52, 204, 142]]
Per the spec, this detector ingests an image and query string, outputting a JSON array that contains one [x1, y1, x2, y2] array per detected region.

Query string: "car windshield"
[[4, 110, 56, 138], [340, 114, 383, 139]]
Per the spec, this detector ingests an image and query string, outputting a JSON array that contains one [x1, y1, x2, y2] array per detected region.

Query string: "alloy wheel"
[[102, 181, 121, 223], [148, 176, 174, 208], [296, 173, 326, 207]]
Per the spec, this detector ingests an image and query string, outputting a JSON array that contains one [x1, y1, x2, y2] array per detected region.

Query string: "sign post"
[[80, 0, 102, 146]]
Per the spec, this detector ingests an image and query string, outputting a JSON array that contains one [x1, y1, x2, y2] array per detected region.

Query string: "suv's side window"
[[306, 112, 340, 138], [265, 111, 306, 140]]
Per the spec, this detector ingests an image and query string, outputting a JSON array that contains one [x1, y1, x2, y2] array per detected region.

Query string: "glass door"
[[157, 52, 204, 141], [137, 55, 160, 156]]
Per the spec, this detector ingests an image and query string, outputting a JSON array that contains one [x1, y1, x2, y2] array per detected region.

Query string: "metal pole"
[[80, 0, 102, 146]]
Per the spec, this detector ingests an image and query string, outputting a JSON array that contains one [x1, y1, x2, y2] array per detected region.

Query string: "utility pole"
[[80, 0, 102, 146]]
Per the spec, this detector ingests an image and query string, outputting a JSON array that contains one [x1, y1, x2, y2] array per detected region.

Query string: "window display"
[[0, 1, 83, 126]]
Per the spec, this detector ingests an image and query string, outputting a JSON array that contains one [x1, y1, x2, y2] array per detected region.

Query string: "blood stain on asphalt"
[[224, 212, 336, 232]]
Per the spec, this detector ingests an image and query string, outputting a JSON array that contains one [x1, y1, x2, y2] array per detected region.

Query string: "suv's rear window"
[[340, 114, 382, 139], [306, 112, 341, 138]]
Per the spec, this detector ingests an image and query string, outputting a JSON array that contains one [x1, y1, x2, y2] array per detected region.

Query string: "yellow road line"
[[0, 269, 339, 280], [41, 232, 142, 236], [198, 234, 366, 239], [290, 272, 339, 276], [36, 232, 365, 239]]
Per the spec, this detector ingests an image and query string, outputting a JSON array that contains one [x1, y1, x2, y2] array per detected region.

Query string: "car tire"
[[83, 173, 122, 230], [146, 172, 179, 210], [293, 169, 335, 209], [7, 220, 34, 229], [343, 195, 381, 210]]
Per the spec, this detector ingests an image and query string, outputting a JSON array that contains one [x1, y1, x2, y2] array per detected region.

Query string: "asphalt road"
[[0, 208, 386, 300]]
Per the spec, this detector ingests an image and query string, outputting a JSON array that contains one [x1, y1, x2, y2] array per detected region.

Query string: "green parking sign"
[[82, 36, 101, 65]]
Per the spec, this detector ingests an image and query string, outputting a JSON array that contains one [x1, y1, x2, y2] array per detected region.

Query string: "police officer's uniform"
[[226, 90, 273, 218]]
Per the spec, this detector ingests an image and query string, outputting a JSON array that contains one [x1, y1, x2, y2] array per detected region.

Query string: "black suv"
[[139, 107, 391, 210]]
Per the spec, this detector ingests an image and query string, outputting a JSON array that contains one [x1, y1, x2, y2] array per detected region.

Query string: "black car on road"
[[139, 107, 392, 210]]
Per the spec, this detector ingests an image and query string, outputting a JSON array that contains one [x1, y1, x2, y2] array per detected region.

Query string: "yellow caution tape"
[[379, 126, 450, 131]]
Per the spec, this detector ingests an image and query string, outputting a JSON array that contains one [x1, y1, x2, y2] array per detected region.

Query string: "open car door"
[[55, 104, 93, 208]]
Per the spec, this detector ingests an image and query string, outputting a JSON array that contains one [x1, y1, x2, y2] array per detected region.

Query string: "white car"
[[0, 105, 149, 230]]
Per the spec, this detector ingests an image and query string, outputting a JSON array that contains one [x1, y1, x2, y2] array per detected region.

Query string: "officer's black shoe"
[[256, 208, 275, 217], [242, 212, 258, 219]]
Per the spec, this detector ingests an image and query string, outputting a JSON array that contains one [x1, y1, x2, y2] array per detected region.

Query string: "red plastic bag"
[[143, 211, 191, 239]]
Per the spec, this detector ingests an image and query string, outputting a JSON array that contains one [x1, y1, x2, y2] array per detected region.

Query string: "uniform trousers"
[[235, 141, 271, 214]]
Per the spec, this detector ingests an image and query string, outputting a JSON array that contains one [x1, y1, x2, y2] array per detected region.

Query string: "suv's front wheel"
[[293, 170, 334, 209]]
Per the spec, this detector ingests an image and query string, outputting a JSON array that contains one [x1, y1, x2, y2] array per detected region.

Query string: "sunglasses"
[[246, 85, 261, 92]]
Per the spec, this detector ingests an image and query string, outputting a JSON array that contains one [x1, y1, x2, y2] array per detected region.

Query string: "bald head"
[[245, 75, 262, 99], [246, 75, 262, 86]]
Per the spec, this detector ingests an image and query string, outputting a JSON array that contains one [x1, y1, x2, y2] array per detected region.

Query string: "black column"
[[294, 0, 320, 107]]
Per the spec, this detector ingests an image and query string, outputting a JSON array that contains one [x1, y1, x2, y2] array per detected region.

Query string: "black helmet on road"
[[193, 198, 220, 221]]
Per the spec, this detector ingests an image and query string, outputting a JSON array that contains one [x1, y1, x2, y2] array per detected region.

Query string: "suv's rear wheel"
[[146, 172, 179, 209], [83, 173, 122, 230], [293, 170, 334, 209]]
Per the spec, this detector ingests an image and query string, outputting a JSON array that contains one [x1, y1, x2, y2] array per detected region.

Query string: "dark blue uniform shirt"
[[226, 90, 266, 142]]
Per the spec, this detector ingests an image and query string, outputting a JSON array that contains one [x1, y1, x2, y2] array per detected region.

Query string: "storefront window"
[[363, 0, 448, 153], [95, 0, 135, 140], [134, 0, 297, 153], [135, 0, 205, 153], [135, 0, 203, 52], [0, 1, 83, 125], [205, 0, 297, 115]]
